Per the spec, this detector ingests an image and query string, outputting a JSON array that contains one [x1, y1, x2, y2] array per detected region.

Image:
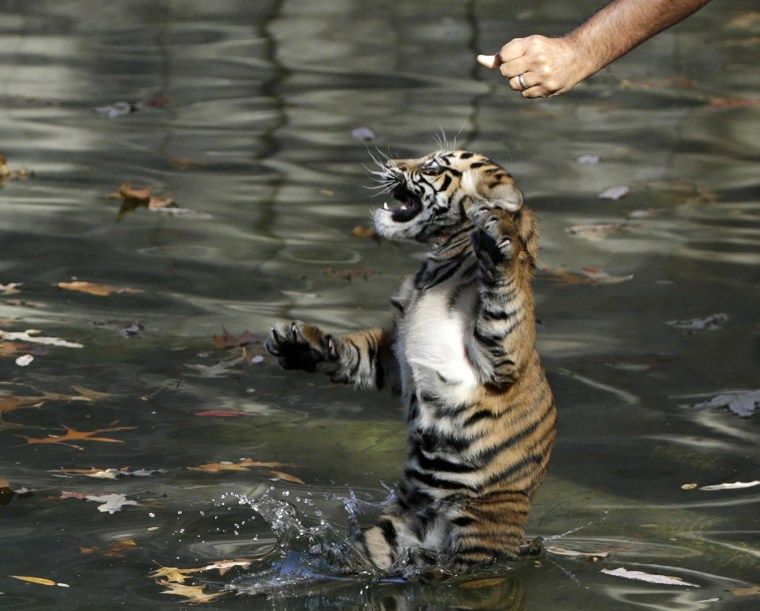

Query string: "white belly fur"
[[398, 288, 479, 399]]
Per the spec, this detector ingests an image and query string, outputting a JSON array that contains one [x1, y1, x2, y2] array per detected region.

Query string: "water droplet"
[[148, 512, 156, 518]]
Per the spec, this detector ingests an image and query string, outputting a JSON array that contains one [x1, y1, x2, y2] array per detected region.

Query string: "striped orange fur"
[[266, 149, 556, 573]]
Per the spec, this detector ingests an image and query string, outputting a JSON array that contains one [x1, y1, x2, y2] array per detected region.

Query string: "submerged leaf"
[[212, 328, 259, 350], [323, 267, 378, 281], [666, 313, 728, 331], [731, 586, 760, 597], [189, 458, 296, 473], [156, 580, 224, 604], [57, 281, 143, 297], [352, 225, 378, 239], [541, 266, 633, 285]]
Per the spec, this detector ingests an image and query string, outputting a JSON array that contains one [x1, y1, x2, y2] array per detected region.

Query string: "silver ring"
[[518, 74, 528, 90]]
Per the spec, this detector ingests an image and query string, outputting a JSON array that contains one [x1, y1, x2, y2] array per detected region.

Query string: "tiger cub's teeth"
[[383, 202, 390, 210]]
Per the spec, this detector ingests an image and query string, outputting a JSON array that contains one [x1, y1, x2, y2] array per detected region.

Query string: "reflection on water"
[[1, 0, 759, 608]]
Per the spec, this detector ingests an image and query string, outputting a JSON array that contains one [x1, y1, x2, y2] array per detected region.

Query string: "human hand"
[[477, 35, 591, 98]]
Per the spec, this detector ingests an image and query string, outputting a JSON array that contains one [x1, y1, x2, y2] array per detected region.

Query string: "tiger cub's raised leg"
[[466, 202, 539, 388], [265, 321, 397, 391]]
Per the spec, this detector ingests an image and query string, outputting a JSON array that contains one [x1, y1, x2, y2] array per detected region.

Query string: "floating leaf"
[[566, 223, 626, 236], [194, 410, 260, 417], [0, 154, 33, 185], [699, 480, 760, 492], [81, 539, 138, 557], [731, 586, 760, 597], [601, 567, 699, 587], [709, 97, 760, 109], [169, 158, 205, 170], [105, 182, 179, 220], [541, 266, 633, 285], [189, 458, 296, 473], [352, 224, 378, 239], [95, 101, 138, 118], [0, 329, 83, 348], [546, 546, 609, 559], [60, 491, 140, 513], [323, 267, 378, 281], [15, 424, 136, 450], [0, 282, 22, 295], [10, 575, 67, 587], [212, 328, 259, 350], [666, 313, 728, 331], [57, 281, 143, 297], [267, 470, 306, 485], [598, 185, 630, 200], [689, 389, 760, 418]]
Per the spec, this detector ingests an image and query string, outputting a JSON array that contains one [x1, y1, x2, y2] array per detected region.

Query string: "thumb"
[[476, 53, 501, 69]]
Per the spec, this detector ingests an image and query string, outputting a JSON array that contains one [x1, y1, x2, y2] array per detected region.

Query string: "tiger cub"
[[266, 149, 557, 573]]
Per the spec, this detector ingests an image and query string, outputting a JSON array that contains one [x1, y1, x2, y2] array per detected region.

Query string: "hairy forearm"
[[568, 0, 711, 79]]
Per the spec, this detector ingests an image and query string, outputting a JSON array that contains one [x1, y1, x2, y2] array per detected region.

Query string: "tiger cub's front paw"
[[468, 204, 516, 277], [265, 320, 340, 372]]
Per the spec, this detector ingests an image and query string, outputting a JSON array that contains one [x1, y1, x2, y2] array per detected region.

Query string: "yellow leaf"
[[149, 566, 193, 584], [56, 281, 142, 297], [267, 470, 305, 485], [10, 575, 58, 586], [156, 579, 224, 603]]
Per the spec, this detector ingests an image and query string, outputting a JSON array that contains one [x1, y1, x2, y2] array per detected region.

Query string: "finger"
[[498, 58, 531, 79], [496, 38, 527, 63], [476, 53, 501, 69]]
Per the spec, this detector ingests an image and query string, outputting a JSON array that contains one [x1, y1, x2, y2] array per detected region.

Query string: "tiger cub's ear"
[[461, 170, 523, 212]]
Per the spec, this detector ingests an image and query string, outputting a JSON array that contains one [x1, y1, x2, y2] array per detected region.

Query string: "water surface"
[[1, 1, 759, 609]]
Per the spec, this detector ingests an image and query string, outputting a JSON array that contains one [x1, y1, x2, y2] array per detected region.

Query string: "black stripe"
[[377, 518, 397, 545], [439, 173, 452, 191], [463, 409, 498, 427], [411, 444, 479, 473], [404, 467, 477, 491]]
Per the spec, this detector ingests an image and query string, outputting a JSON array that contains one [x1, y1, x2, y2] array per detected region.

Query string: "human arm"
[[477, 0, 712, 98]]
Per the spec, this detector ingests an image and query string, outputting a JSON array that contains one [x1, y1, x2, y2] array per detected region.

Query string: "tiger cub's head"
[[371, 149, 523, 243]]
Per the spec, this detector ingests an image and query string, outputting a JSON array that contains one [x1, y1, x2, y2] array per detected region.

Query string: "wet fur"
[[266, 150, 556, 573]]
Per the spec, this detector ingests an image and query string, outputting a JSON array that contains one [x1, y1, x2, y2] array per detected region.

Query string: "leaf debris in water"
[[689, 389, 760, 418], [601, 567, 699, 587], [666, 313, 728, 331], [699, 480, 760, 491]]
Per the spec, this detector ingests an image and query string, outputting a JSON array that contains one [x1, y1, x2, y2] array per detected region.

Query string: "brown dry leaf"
[[189, 458, 296, 473], [212, 328, 259, 350], [709, 97, 760, 109], [196, 559, 253, 576], [267, 470, 306, 485], [566, 223, 626, 238], [70, 386, 112, 401], [107, 182, 154, 200], [14, 424, 136, 450], [169, 158, 205, 170], [323, 267, 378, 281], [731, 586, 760, 597], [0, 394, 47, 413], [157, 580, 224, 604], [0, 342, 33, 359], [57, 281, 143, 297], [106, 182, 177, 219], [541, 265, 633, 285], [81, 539, 138, 557], [351, 225, 377, 239]]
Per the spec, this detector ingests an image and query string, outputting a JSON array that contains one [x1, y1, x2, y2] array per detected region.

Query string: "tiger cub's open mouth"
[[382, 186, 423, 223]]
